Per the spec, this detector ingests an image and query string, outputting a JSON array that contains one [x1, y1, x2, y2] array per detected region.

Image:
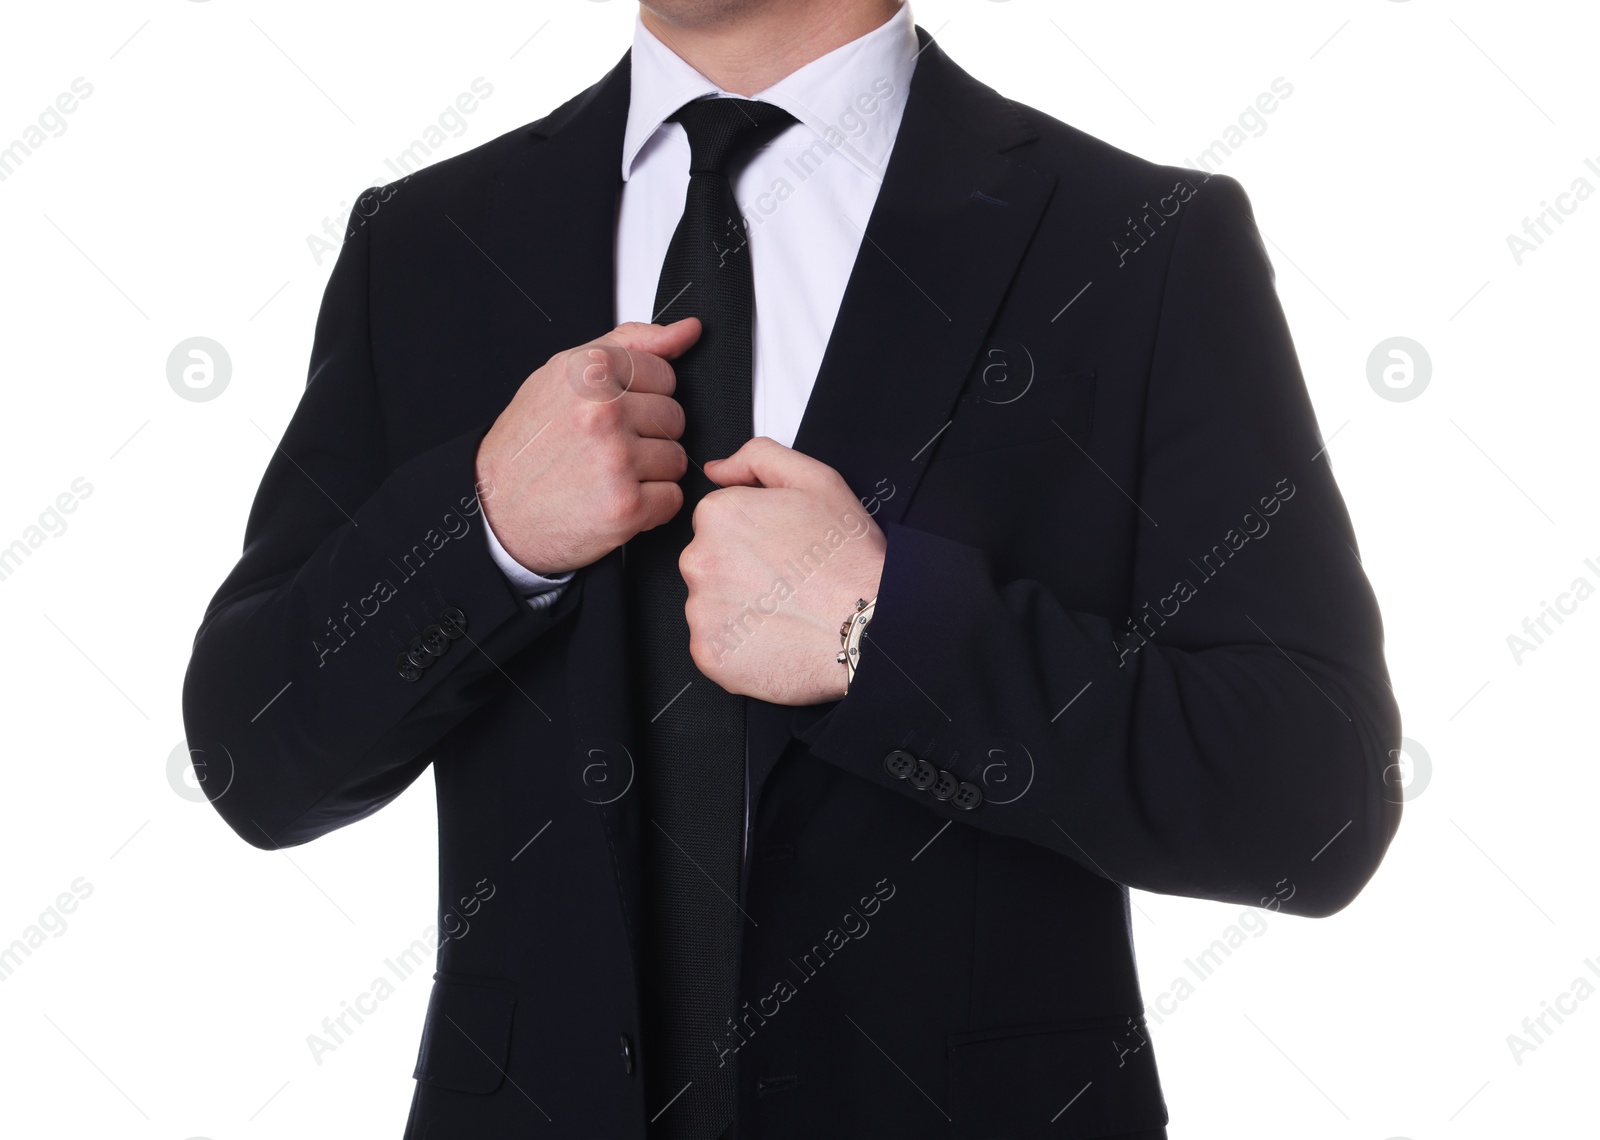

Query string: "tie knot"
[[669, 97, 797, 177]]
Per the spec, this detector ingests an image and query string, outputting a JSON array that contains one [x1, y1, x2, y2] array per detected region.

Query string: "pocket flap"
[[948, 1015, 1167, 1138], [412, 974, 517, 1094]]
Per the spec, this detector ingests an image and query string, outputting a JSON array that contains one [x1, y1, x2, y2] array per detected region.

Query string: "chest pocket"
[[931, 365, 1096, 463]]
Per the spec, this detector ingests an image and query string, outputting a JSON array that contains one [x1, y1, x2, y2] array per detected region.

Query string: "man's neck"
[[638, 0, 902, 96]]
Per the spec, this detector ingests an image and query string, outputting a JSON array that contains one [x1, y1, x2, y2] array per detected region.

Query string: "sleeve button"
[[883, 750, 918, 779], [952, 782, 984, 811], [396, 651, 423, 682], [908, 758, 938, 790], [405, 635, 433, 668], [928, 769, 958, 801]]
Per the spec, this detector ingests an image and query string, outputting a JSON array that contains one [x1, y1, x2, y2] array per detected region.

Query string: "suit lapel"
[[484, 51, 630, 353], [743, 30, 1058, 834]]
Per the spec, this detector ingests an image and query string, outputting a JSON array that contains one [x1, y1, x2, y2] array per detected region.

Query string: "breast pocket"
[[412, 972, 518, 1095], [947, 1014, 1167, 1139], [931, 366, 1096, 463]]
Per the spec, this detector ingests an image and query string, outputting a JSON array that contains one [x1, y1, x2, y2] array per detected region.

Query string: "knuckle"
[[573, 397, 620, 434], [690, 494, 713, 532], [646, 398, 678, 438], [570, 398, 603, 432], [653, 481, 684, 523], [572, 346, 625, 398], [599, 481, 642, 527], [698, 489, 737, 526], [678, 543, 712, 580], [686, 623, 725, 674]]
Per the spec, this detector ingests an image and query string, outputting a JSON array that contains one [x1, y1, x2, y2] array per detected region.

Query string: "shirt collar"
[[620, 2, 918, 183]]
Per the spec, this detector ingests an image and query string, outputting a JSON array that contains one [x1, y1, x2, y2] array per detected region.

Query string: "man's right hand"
[[474, 318, 701, 575]]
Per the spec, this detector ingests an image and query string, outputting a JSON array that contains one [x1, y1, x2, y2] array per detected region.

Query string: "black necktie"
[[626, 97, 797, 1140]]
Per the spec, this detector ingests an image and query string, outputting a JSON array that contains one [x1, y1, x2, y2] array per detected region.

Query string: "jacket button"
[[420, 623, 450, 656], [907, 758, 938, 790], [438, 606, 468, 638], [620, 1033, 634, 1075], [404, 635, 433, 668], [883, 750, 917, 779], [395, 651, 423, 682], [952, 781, 983, 810], [928, 769, 958, 801]]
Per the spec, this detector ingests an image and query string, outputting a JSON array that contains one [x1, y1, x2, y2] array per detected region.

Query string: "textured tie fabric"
[[626, 97, 797, 1140]]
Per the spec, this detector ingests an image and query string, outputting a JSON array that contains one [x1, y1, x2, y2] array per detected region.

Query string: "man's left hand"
[[682, 437, 886, 705]]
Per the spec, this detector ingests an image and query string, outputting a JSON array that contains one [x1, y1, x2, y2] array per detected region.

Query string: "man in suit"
[[183, 1, 1402, 1136]]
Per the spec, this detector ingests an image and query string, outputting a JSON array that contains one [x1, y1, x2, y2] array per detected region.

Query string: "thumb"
[[706, 437, 833, 491], [606, 317, 701, 360]]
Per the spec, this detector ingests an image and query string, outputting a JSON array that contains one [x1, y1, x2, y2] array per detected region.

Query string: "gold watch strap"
[[836, 596, 877, 693]]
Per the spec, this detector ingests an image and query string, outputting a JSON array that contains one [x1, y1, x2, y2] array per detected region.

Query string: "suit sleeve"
[[181, 186, 580, 851], [797, 173, 1401, 918]]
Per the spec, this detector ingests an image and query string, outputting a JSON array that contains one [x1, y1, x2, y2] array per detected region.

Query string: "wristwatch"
[[837, 596, 877, 694]]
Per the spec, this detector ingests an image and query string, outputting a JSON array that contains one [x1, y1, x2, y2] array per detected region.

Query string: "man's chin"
[[639, 0, 771, 32]]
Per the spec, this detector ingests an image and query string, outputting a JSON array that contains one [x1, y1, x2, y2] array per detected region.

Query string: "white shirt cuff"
[[482, 511, 574, 603]]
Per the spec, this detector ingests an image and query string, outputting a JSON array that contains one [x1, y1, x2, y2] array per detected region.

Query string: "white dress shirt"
[[483, 1, 919, 603]]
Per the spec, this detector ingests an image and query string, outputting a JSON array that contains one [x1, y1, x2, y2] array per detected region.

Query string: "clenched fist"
[[684, 437, 887, 705], [475, 319, 701, 575]]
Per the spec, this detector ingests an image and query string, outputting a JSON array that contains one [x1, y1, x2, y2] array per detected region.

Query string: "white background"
[[1, 1, 1596, 1137]]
